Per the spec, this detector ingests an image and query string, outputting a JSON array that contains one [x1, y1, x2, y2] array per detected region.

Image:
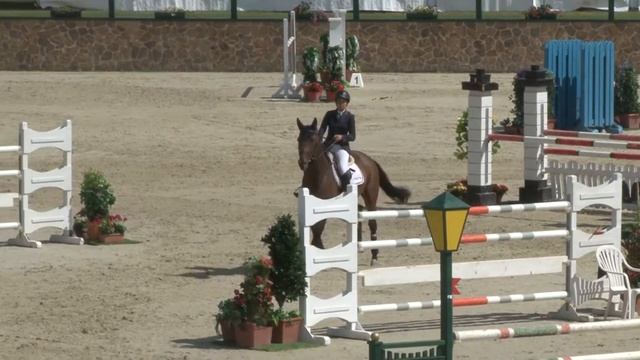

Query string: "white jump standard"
[[1, 120, 82, 248], [297, 174, 623, 344]]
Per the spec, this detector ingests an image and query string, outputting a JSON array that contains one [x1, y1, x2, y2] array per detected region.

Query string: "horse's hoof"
[[370, 257, 377, 267]]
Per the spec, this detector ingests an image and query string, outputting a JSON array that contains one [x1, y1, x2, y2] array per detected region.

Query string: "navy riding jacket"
[[319, 110, 356, 150]]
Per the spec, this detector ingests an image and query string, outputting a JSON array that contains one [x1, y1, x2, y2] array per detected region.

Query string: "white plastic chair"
[[596, 245, 640, 319]]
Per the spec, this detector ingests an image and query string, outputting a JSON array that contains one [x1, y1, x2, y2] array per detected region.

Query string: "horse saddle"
[[327, 153, 365, 187]]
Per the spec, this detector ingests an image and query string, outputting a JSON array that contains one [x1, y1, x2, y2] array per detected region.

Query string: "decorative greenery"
[[508, 69, 556, 126], [326, 45, 345, 82], [345, 35, 360, 72], [492, 183, 509, 196], [72, 210, 87, 237], [155, 7, 186, 19], [614, 64, 640, 115], [454, 110, 500, 161], [319, 33, 330, 72], [325, 79, 345, 93], [303, 82, 323, 93], [260, 214, 307, 309], [525, 4, 557, 20], [216, 297, 245, 326], [235, 256, 276, 326], [622, 199, 640, 287], [446, 178, 468, 198], [271, 308, 301, 323], [406, 5, 438, 20], [293, 1, 312, 19], [302, 47, 320, 83], [79, 169, 116, 221], [98, 214, 127, 234]]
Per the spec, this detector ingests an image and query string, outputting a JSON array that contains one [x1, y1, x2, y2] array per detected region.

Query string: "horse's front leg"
[[369, 219, 378, 265], [311, 220, 326, 249]]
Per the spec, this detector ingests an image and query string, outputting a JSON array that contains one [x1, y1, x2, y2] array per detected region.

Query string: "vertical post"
[[108, 0, 114, 18], [519, 65, 553, 203], [476, 0, 482, 20], [353, 0, 360, 20], [440, 251, 454, 360], [608, 0, 614, 20], [231, 0, 237, 20], [462, 69, 498, 206]]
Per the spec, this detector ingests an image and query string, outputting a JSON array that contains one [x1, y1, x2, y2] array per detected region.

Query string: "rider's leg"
[[334, 148, 351, 192]]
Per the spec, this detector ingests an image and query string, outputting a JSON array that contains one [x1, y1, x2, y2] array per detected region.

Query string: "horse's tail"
[[375, 160, 411, 204]]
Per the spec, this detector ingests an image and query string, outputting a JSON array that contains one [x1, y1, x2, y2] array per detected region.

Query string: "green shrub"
[[79, 169, 115, 221], [614, 65, 640, 115]]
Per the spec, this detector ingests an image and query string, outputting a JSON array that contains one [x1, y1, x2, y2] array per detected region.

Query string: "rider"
[[319, 90, 355, 192]]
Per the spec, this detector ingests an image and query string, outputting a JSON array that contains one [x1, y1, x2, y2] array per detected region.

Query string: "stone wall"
[[2, 19, 640, 72]]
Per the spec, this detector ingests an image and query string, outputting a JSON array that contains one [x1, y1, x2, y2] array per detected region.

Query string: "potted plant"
[[614, 64, 640, 129], [302, 47, 322, 102], [454, 110, 500, 161], [154, 7, 186, 20], [621, 200, 640, 314], [319, 33, 331, 85], [525, 3, 558, 20], [509, 69, 556, 130], [98, 214, 127, 244], [324, 80, 345, 102], [345, 35, 360, 82], [72, 210, 87, 238], [492, 183, 509, 204], [406, 4, 438, 20], [215, 296, 245, 344], [260, 214, 307, 344], [50, 6, 82, 18], [233, 256, 275, 348], [79, 169, 116, 241], [446, 178, 468, 200]]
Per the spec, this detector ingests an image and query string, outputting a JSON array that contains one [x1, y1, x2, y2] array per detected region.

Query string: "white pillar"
[[463, 69, 498, 205], [519, 65, 553, 203]]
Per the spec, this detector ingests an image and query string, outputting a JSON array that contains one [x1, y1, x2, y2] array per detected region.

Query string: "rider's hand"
[[334, 134, 343, 142]]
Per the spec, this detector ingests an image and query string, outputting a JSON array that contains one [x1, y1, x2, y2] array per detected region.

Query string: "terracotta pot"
[[303, 89, 322, 102], [87, 220, 101, 241], [320, 71, 331, 85], [99, 233, 124, 244], [504, 126, 522, 135], [234, 322, 272, 348], [616, 113, 640, 129], [271, 317, 302, 344], [217, 319, 235, 343], [346, 70, 353, 82], [325, 90, 337, 102], [547, 117, 556, 129]]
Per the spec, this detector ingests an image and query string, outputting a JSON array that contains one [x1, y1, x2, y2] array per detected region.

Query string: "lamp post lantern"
[[422, 192, 470, 360]]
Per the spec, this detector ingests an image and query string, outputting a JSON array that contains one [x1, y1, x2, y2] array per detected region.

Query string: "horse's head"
[[296, 118, 322, 171]]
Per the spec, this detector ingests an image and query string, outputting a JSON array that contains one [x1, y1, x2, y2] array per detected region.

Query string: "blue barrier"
[[544, 40, 619, 133]]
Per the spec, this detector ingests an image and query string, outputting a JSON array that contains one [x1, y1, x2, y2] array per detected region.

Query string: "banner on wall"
[[36, 0, 634, 13]]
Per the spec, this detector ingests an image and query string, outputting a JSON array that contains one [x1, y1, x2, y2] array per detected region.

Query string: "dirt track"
[[0, 72, 638, 360]]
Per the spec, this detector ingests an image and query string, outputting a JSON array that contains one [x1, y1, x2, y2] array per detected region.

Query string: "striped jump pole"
[[454, 318, 640, 342], [545, 128, 640, 143], [490, 133, 640, 151], [358, 229, 569, 250], [359, 291, 568, 313], [546, 351, 640, 360], [359, 201, 570, 221]]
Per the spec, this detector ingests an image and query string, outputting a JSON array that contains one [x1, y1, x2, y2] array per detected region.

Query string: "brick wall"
[[1, 19, 639, 72]]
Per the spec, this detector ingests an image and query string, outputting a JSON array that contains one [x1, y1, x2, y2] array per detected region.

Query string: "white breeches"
[[328, 144, 349, 175]]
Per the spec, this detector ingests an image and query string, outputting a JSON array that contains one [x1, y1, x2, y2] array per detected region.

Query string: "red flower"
[[255, 276, 264, 285], [260, 256, 273, 268]]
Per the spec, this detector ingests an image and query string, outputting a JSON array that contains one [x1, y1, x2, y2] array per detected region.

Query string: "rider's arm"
[[346, 114, 356, 142], [319, 113, 330, 140]]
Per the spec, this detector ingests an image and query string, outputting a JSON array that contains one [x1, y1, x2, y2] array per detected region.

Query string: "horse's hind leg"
[[311, 220, 326, 249], [369, 219, 378, 263]]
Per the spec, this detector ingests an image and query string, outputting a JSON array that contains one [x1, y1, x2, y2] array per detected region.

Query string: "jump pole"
[[454, 318, 640, 342]]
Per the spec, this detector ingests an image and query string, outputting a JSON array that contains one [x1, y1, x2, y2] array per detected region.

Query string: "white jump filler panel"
[[2, 120, 82, 248]]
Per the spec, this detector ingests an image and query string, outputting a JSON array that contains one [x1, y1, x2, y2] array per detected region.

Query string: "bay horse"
[[296, 118, 411, 264]]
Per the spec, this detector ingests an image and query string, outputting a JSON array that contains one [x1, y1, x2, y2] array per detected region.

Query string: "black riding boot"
[[339, 171, 352, 192]]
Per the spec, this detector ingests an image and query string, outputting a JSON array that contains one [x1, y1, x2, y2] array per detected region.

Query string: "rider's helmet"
[[335, 90, 351, 103]]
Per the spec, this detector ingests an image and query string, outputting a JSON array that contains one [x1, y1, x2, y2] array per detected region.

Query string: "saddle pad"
[[328, 153, 364, 186]]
